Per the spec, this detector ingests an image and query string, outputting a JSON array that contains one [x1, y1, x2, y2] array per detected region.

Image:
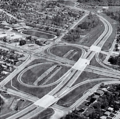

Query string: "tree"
[[19, 40, 26, 46], [3, 37, 7, 42], [0, 65, 4, 73], [35, 40, 42, 46], [108, 56, 117, 65], [115, 44, 119, 51], [26, 36, 32, 41]]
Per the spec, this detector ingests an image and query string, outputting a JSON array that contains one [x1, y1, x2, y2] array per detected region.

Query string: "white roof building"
[[0, 33, 7, 38]]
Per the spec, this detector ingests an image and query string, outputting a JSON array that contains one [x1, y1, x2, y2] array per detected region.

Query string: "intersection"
[[0, 1, 120, 119]]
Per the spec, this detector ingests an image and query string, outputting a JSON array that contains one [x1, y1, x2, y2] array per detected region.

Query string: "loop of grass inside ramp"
[[49, 45, 82, 61], [18, 62, 69, 88]]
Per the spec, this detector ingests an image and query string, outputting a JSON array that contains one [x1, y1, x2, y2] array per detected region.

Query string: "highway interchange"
[[0, 4, 120, 119]]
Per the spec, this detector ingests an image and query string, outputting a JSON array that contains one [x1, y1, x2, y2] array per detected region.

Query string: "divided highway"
[[7, 12, 118, 119]]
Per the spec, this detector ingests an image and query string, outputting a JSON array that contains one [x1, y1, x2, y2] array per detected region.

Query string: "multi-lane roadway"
[[6, 10, 120, 119], [0, 5, 120, 119]]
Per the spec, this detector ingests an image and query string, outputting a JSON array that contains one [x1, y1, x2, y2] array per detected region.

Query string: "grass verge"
[[31, 108, 54, 119], [57, 80, 104, 107]]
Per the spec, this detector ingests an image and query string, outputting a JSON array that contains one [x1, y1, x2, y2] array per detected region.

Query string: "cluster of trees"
[[19, 40, 26, 46], [35, 40, 43, 46], [41, 1, 84, 29], [26, 22, 61, 36], [78, 13, 99, 30], [116, 34, 120, 44], [0, 11, 17, 24], [61, 84, 120, 119], [109, 28, 120, 65], [52, 14, 64, 26], [108, 55, 120, 66], [115, 34, 120, 51], [19, 36, 36, 46], [64, 29, 80, 43], [61, 112, 86, 119], [117, 26, 120, 33], [0, 0, 26, 12], [63, 13, 99, 43], [77, 0, 120, 6], [105, 10, 120, 23], [19, 36, 48, 46], [114, 44, 119, 51], [0, 49, 19, 65]]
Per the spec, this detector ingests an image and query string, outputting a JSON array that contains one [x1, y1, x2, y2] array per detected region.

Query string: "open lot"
[[22, 30, 55, 39], [49, 45, 82, 62]]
